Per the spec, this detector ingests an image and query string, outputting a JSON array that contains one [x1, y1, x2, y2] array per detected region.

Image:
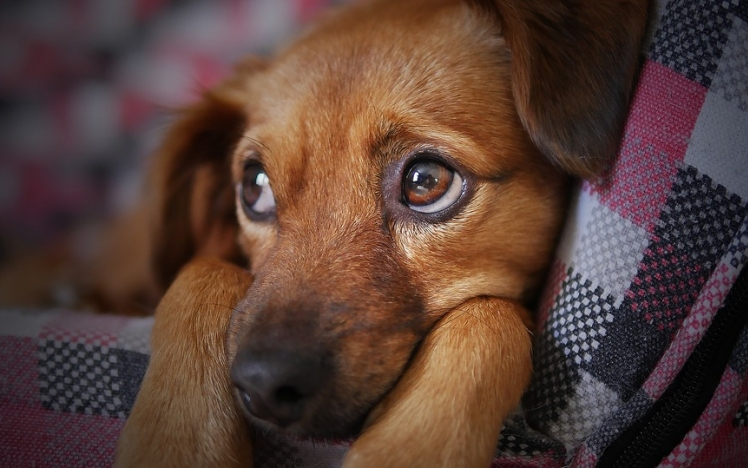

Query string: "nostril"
[[238, 389, 275, 423], [275, 385, 305, 405]]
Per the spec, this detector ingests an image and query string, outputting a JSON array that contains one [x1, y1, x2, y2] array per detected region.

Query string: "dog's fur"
[[109, 0, 650, 466]]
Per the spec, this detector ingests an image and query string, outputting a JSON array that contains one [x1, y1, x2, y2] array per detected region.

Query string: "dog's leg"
[[114, 257, 253, 468], [344, 297, 532, 468]]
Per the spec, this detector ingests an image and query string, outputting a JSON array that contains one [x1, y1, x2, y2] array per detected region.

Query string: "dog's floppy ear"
[[489, 0, 649, 177], [148, 58, 264, 290]]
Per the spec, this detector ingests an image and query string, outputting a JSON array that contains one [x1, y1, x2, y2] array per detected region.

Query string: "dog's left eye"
[[402, 158, 464, 213], [240, 163, 276, 219]]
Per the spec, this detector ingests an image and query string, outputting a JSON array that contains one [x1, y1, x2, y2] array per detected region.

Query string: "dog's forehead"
[[236, 0, 525, 209]]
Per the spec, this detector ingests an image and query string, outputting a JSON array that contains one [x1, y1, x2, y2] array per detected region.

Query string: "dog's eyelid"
[[402, 147, 473, 180], [239, 149, 264, 166]]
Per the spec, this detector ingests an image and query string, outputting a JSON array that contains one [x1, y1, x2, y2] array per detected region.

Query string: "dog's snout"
[[231, 347, 326, 428]]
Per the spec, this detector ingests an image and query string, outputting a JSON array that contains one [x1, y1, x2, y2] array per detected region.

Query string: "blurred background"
[[0, 0, 344, 258]]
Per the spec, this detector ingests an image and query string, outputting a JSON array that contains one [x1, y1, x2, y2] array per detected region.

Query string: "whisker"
[[240, 134, 271, 152]]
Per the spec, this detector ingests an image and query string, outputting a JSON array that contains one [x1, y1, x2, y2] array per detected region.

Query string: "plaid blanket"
[[516, 0, 748, 464], [0, 311, 152, 466], [2, 0, 747, 466]]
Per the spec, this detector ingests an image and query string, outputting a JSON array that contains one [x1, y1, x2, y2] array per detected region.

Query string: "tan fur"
[[345, 298, 532, 467], [105, 0, 650, 465], [215, 1, 563, 440], [115, 258, 253, 467]]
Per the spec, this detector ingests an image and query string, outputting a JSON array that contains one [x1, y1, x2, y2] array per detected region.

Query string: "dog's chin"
[[232, 388, 369, 439]]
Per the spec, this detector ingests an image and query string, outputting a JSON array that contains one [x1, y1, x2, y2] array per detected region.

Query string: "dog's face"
[[148, 0, 648, 439], [227, 0, 565, 437]]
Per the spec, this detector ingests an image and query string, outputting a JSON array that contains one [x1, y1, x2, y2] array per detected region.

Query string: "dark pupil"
[[410, 169, 438, 195], [242, 166, 264, 208]]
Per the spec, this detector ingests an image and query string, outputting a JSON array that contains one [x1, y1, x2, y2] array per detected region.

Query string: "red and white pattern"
[[523, 0, 748, 465], [1, 0, 747, 466]]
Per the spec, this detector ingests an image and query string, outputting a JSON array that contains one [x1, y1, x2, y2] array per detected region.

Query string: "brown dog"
[[114, 0, 650, 466]]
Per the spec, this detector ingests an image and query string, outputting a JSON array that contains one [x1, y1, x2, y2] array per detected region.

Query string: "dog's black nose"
[[231, 347, 326, 428]]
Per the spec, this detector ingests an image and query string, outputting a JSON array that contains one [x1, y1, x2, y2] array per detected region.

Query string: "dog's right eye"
[[240, 163, 276, 220]]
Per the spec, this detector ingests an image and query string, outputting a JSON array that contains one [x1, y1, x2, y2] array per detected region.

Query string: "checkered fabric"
[[1, 0, 747, 466], [0, 310, 152, 467], [519, 0, 748, 465]]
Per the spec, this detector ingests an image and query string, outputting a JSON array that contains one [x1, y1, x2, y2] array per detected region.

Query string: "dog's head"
[[149, 0, 648, 438]]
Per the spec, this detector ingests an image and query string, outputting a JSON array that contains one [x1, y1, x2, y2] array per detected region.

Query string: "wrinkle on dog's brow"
[[239, 134, 270, 153], [368, 120, 401, 159]]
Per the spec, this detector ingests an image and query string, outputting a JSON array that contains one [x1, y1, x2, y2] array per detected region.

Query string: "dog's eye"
[[402, 158, 463, 213], [240, 163, 276, 219]]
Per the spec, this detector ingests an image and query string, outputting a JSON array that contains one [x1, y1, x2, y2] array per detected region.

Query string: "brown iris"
[[242, 164, 263, 206], [403, 159, 454, 207]]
